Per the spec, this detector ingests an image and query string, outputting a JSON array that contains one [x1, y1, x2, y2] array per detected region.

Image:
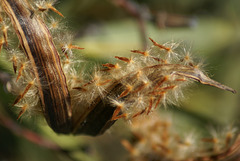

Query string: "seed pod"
[[1, 0, 235, 136], [1, 0, 118, 136], [1, 0, 72, 133]]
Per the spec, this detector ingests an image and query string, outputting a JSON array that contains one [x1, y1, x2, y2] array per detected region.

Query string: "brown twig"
[[0, 113, 76, 161], [0, 113, 59, 149], [111, 0, 148, 50]]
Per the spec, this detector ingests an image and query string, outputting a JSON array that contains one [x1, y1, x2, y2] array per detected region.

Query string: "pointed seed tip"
[[230, 89, 237, 94]]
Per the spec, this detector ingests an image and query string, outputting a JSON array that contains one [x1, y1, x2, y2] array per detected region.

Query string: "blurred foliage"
[[0, 0, 240, 161]]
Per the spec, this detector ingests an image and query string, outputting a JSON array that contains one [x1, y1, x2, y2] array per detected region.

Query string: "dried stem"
[[0, 113, 78, 161], [111, 0, 147, 49]]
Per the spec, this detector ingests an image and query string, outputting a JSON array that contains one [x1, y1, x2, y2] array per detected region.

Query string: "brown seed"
[[131, 49, 149, 56], [149, 37, 171, 51], [48, 5, 64, 17], [132, 108, 146, 118], [12, 56, 17, 74], [13, 81, 34, 106], [16, 63, 25, 82], [115, 56, 131, 63], [118, 85, 133, 98], [72, 86, 87, 92], [97, 79, 112, 86], [17, 104, 28, 120]]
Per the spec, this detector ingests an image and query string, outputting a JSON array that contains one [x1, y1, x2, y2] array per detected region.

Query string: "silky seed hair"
[[0, 0, 236, 134]]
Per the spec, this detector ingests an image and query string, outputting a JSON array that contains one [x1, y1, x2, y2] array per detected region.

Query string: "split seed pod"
[[1, 0, 236, 136]]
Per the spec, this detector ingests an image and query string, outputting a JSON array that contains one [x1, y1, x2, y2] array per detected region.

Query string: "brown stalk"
[[111, 0, 147, 49]]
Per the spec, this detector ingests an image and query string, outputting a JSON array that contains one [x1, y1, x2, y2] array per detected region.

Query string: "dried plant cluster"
[[0, 0, 236, 134], [0, 0, 239, 160], [122, 112, 239, 161], [0, 0, 237, 146]]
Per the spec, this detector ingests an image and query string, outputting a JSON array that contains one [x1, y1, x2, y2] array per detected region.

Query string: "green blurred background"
[[0, 0, 240, 160]]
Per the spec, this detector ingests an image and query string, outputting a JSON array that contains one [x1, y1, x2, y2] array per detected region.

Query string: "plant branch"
[[111, 0, 148, 50], [0, 113, 76, 161]]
